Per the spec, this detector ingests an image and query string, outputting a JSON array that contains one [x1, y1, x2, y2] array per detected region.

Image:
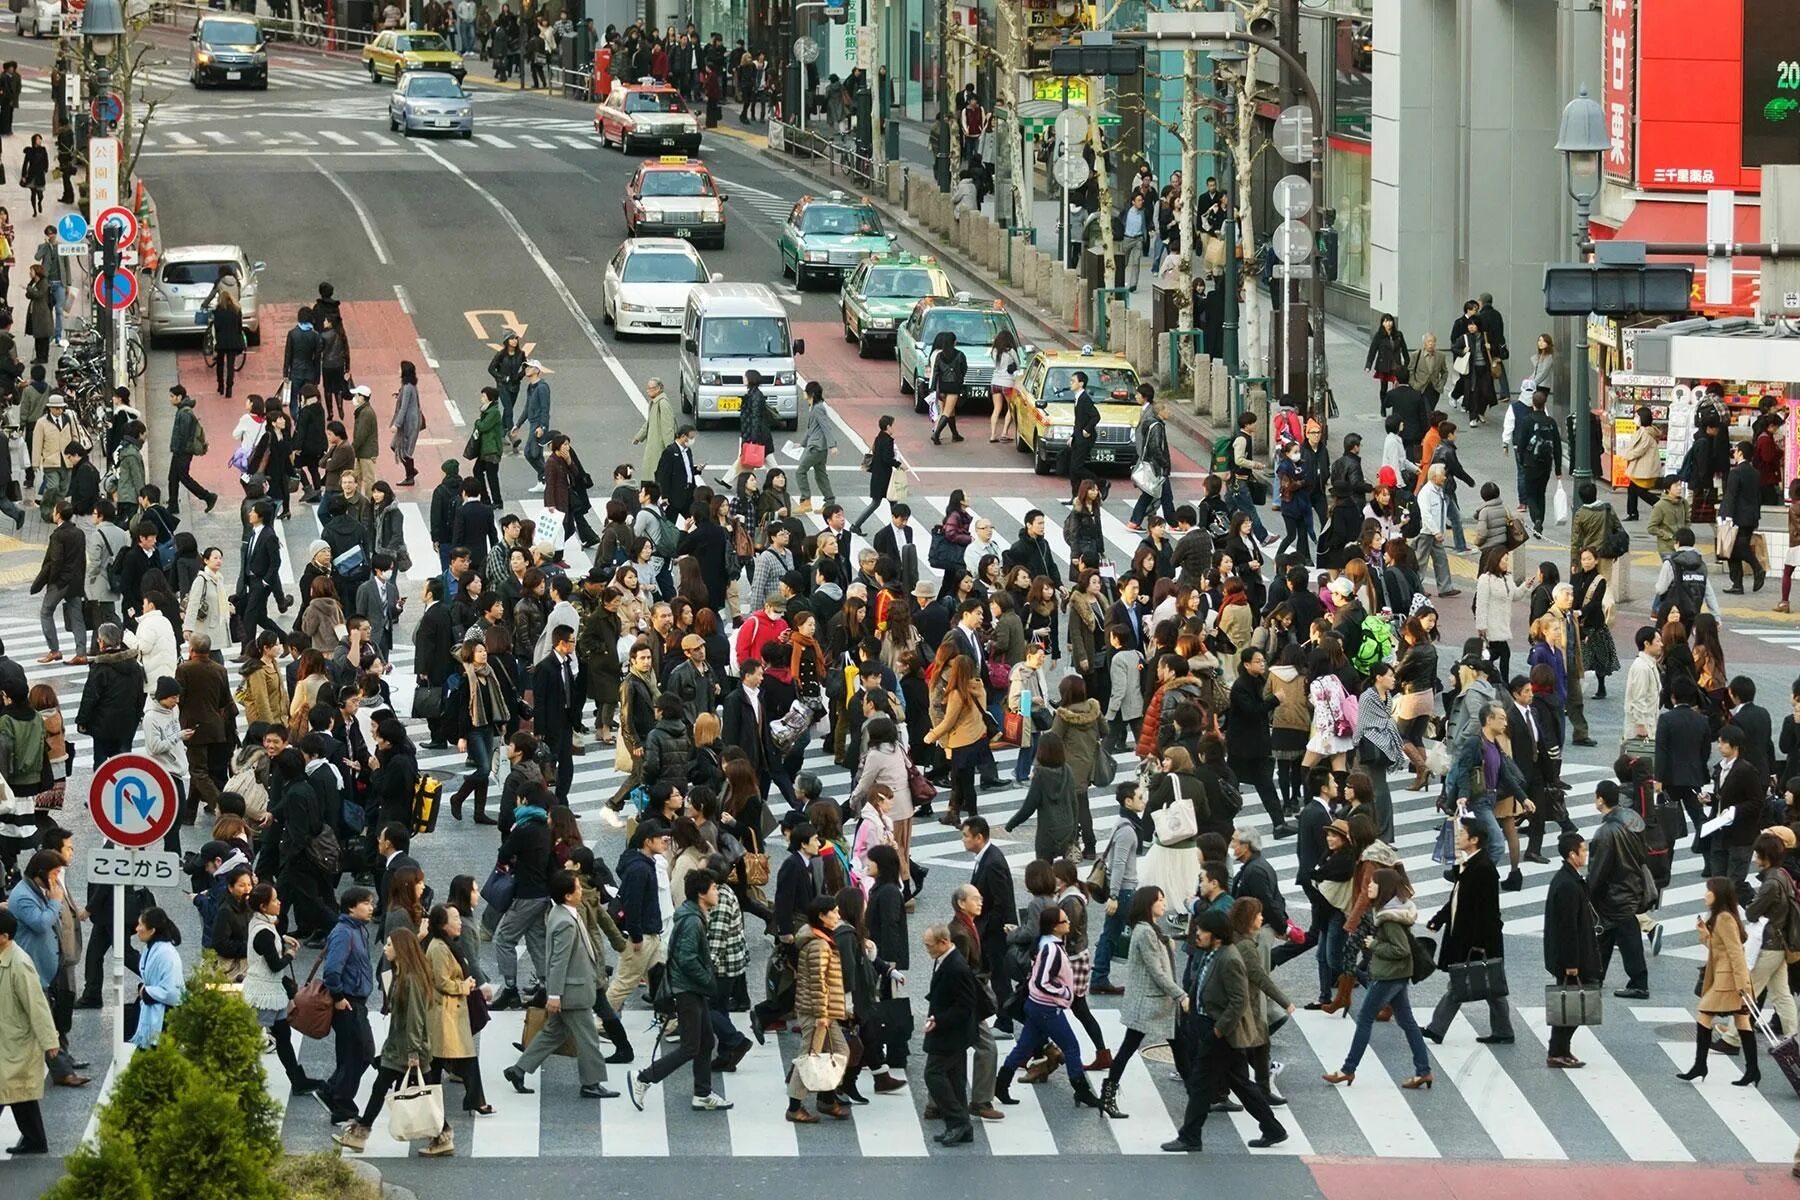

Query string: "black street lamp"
[[1555, 85, 1609, 484]]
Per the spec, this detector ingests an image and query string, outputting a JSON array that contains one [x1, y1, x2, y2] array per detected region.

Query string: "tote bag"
[[1151, 776, 1198, 846], [793, 1027, 848, 1091], [387, 1064, 446, 1142]]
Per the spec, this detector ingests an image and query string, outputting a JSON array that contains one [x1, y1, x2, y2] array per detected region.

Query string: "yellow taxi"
[[624, 157, 727, 248], [594, 82, 701, 155], [1011, 346, 1143, 475], [362, 29, 466, 85]]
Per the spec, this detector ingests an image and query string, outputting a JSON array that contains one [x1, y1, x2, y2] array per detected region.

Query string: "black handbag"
[[1408, 932, 1438, 983], [411, 685, 446, 721], [463, 434, 480, 460], [1447, 948, 1509, 1003]]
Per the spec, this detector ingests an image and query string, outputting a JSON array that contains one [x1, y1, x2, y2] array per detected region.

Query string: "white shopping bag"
[[534, 507, 564, 548], [1551, 481, 1569, 526]]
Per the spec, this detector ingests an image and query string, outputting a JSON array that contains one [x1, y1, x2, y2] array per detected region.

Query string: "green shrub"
[[40, 1138, 151, 1200], [139, 1085, 281, 1200], [270, 1153, 383, 1200], [95, 1041, 197, 1151], [164, 965, 284, 1153]]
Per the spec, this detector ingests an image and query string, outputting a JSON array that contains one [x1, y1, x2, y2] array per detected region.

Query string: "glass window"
[[200, 20, 259, 44], [1042, 365, 1139, 401], [621, 252, 707, 284], [402, 75, 463, 98], [701, 317, 791, 356], [864, 268, 946, 298], [923, 310, 1012, 347], [625, 91, 687, 114], [162, 261, 236, 286], [641, 171, 712, 197], [1323, 147, 1370, 295], [798, 204, 883, 236], [394, 34, 449, 52]]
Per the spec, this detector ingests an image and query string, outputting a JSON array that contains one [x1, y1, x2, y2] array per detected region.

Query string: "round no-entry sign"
[[96, 267, 137, 310], [89, 754, 179, 849], [96, 205, 138, 246]]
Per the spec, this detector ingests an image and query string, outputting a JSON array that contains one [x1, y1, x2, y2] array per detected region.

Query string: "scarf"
[[788, 630, 820, 684], [513, 804, 548, 827], [1357, 687, 1404, 765], [467, 661, 511, 729]]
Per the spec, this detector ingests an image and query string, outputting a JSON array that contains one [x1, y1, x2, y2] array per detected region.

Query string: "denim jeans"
[[1226, 478, 1269, 541], [1000, 998, 1088, 1083], [457, 18, 474, 52], [466, 728, 496, 779], [1468, 795, 1507, 867], [1318, 909, 1347, 1001], [49, 280, 64, 341], [1013, 737, 1037, 782], [1445, 491, 1467, 551], [1341, 978, 1430, 1076], [1090, 888, 1133, 985], [1129, 475, 1175, 526]]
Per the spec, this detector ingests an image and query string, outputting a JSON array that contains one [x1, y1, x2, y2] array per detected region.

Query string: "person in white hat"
[[520, 360, 552, 490], [29, 392, 75, 515], [351, 383, 378, 497]]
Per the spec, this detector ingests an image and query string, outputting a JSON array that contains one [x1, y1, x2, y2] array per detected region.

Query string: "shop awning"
[[1591, 196, 1761, 315]]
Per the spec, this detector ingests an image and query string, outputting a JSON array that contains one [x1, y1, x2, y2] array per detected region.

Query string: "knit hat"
[[155, 676, 181, 700], [308, 539, 330, 558]]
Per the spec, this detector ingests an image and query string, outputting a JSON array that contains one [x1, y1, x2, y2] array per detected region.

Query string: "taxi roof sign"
[[656, 155, 692, 164]]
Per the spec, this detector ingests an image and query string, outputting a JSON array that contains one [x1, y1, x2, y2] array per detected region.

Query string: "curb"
[[345, 1155, 419, 1200]]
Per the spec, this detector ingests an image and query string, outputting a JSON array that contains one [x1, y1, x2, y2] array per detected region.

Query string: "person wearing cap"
[[664, 633, 718, 727], [29, 392, 74, 513], [348, 384, 378, 497], [141, 675, 191, 853], [519, 360, 552, 488]]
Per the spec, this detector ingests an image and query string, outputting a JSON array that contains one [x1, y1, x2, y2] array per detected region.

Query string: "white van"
[[678, 283, 803, 428], [14, 0, 60, 38]]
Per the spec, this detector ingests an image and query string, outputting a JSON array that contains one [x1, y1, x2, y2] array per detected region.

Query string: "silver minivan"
[[678, 283, 803, 428]]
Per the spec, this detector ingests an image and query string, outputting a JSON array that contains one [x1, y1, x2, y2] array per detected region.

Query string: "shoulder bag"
[[287, 954, 335, 1040], [1151, 775, 1198, 846]]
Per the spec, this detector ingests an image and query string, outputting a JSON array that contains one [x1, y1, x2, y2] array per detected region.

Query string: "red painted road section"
[[168, 300, 461, 494], [1308, 1159, 1795, 1200], [794, 317, 1203, 474]]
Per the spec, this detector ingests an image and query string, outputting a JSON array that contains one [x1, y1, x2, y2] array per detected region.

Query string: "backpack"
[[651, 511, 679, 559], [107, 542, 133, 595], [1600, 508, 1631, 560], [189, 420, 209, 456], [1210, 433, 1235, 473], [306, 824, 341, 873], [1333, 683, 1360, 738], [1353, 614, 1396, 674], [1524, 418, 1556, 468]]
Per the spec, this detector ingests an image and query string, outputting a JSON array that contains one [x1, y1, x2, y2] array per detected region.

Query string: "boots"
[[931, 415, 949, 445], [948, 415, 965, 442], [472, 779, 497, 825], [1676, 1022, 1710, 1081], [449, 775, 475, 821], [1022, 1042, 1063, 1084], [603, 1016, 635, 1064], [419, 1127, 455, 1156], [1099, 1077, 1128, 1119], [1734, 1031, 1762, 1087], [994, 1065, 1019, 1106], [332, 1122, 370, 1152], [1501, 867, 1524, 892], [1071, 1076, 1102, 1109], [1085, 1047, 1113, 1072], [1320, 973, 1356, 1016]]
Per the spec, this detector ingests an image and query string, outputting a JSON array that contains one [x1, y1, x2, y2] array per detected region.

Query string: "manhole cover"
[[1142, 1043, 1175, 1064]]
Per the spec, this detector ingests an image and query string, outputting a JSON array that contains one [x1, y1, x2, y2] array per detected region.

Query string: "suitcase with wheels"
[[1750, 996, 1800, 1097]]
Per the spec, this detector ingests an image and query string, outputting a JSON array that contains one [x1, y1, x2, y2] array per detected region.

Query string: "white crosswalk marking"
[[471, 1010, 538, 1156], [975, 1051, 1057, 1154], [1517, 1009, 1694, 1161], [603, 1041, 670, 1154], [475, 133, 511, 148], [1293, 1010, 1438, 1157], [1087, 1011, 1184, 1153], [1429, 1015, 1564, 1158], [321, 130, 358, 145], [1655, 1040, 1795, 1162], [723, 1037, 798, 1155]]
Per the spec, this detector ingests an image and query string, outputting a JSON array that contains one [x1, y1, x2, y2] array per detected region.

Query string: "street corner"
[[708, 122, 768, 150], [0, 529, 44, 589], [1305, 1159, 1800, 1200]]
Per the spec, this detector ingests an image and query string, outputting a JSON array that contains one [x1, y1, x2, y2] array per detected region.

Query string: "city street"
[[0, 16, 1798, 1199]]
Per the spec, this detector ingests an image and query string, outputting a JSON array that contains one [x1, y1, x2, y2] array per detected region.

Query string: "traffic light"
[[1048, 44, 1143, 76]]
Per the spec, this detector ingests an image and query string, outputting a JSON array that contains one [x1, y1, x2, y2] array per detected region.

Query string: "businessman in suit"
[[1725, 675, 1776, 786], [721, 658, 779, 803], [922, 924, 978, 1146], [655, 425, 700, 520], [504, 870, 618, 1099], [1708, 724, 1764, 894], [412, 577, 455, 748], [528, 625, 580, 800], [1272, 767, 1336, 968], [373, 823, 420, 921], [962, 817, 1018, 1035], [451, 478, 497, 571], [238, 500, 289, 656]]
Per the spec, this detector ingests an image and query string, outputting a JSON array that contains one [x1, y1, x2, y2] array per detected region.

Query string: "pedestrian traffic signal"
[[1049, 45, 1143, 77]]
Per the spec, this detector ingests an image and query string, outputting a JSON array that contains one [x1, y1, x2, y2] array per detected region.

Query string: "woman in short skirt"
[[241, 883, 326, 1095], [1136, 748, 1204, 917]]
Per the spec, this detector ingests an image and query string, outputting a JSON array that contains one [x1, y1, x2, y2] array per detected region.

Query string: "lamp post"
[[1556, 85, 1608, 486], [83, 0, 127, 402]]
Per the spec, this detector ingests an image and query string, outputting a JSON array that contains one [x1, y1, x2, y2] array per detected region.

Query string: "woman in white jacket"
[[126, 590, 179, 687], [1471, 546, 1530, 684], [850, 716, 916, 896], [183, 547, 231, 658]]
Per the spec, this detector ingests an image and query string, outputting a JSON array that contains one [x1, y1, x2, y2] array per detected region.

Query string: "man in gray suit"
[[503, 870, 619, 1099]]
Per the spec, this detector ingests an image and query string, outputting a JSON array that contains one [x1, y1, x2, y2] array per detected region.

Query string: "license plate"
[[226, 70, 242, 80], [965, 386, 989, 399], [659, 137, 674, 146], [1092, 448, 1115, 463], [716, 396, 742, 412], [674, 227, 692, 238]]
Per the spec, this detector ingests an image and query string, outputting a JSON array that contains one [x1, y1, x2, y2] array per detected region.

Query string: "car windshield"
[[701, 316, 790, 357], [1041, 365, 1140, 402], [641, 172, 710, 197], [403, 75, 463, 98], [863, 269, 944, 299], [395, 34, 449, 52], [624, 91, 686, 113], [161, 261, 237, 286], [924, 310, 1013, 348], [200, 20, 259, 44], [798, 205, 882, 236], [622, 252, 706, 284]]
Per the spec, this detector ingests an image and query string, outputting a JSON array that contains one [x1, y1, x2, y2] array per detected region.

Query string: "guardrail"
[[769, 118, 880, 190], [150, 0, 375, 54]]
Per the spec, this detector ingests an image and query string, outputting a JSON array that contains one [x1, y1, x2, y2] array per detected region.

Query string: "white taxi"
[[601, 238, 722, 337]]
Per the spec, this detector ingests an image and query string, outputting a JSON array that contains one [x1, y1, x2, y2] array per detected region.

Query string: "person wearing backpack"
[[1513, 385, 1563, 535], [165, 385, 218, 518], [1570, 479, 1633, 604]]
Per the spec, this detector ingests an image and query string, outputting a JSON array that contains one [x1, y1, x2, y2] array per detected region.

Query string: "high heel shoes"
[[1401, 1073, 1434, 1090], [1321, 1071, 1355, 1086]]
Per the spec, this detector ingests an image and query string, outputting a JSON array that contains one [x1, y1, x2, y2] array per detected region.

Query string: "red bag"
[[1000, 710, 1024, 746], [985, 655, 1011, 692], [287, 954, 334, 1040], [740, 441, 767, 469]]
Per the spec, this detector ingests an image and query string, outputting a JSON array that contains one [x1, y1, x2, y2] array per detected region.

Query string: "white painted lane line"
[[307, 157, 390, 266]]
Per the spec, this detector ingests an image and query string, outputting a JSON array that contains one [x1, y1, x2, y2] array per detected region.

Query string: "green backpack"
[[1353, 613, 1397, 675], [1210, 433, 1234, 473]]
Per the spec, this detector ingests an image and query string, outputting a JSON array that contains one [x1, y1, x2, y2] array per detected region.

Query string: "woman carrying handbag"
[[786, 896, 850, 1124], [422, 903, 496, 1120], [240, 883, 327, 1097], [333, 929, 452, 1156]]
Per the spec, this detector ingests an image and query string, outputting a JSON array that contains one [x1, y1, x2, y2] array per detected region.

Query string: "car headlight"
[[776, 371, 797, 386], [805, 250, 828, 263], [197, 51, 212, 63], [868, 317, 894, 329], [699, 371, 720, 385], [456, 107, 472, 117], [702, 212, 721, 222], [682, 119, 698, 132], [1048, 426, 1073, 440], [621, 302, 650, 313]]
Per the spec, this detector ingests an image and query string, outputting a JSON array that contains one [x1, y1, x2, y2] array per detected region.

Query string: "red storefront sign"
[[1604, 0, 1635, 181]]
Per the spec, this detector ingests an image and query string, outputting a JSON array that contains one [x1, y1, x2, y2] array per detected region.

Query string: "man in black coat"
[[451, 479, 497, 574], [1656, 678, 1715, 839], [1719, 442, 1764, 591], [412, 577, 454, 748], [656, 426, 700, 520], [1587, 781, 1650, 999], [962, 817, 1017, 1035], [1724, 675, 1776, 787], [31, 498, 86, 661], [427, 461, 462, 576], [921, 924, 979, 1146], [1166, 914, 1286, 1152], [1224, 651, 1286, 835], [721, 658, 777, 790], [1422, 816, 1512, 1040], [1386, 385, 1430, 460], [675, 511, 730, 614], [1709, 724, 1764, 894], [528, 625, 579, 800], [1228, 828, 1287, 933], [238, 501, 289, 655], [1542, 832, 1601, 1068], [1273, 767, 1337, 968]]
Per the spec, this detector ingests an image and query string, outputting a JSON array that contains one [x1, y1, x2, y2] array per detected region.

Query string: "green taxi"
[[1012, 347, 1143, 475], [896, 295, 1020, 405], [779, 192, 896, 290], [839, 253, 952, 358]]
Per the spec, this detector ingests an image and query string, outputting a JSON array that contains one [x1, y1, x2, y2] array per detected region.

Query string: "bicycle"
[[298, 3, 325, 46]]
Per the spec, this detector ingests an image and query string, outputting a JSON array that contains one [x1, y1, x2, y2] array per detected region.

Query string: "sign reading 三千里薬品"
[[88, 754, 179, 849]]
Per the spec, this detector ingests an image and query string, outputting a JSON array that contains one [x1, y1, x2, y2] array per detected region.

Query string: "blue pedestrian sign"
[[56, 213, 87, 244]]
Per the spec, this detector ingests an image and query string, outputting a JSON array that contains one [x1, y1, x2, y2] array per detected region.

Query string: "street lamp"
[[85, 0, 128, 402], [1556, 84, 1609, 484]]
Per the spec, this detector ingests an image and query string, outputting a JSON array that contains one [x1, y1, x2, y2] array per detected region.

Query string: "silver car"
[[145, 246, 263, 345], [389, 73, 474, 138]]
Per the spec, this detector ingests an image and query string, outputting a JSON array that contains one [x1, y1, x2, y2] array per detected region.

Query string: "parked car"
[[145, 246, 263, 346]]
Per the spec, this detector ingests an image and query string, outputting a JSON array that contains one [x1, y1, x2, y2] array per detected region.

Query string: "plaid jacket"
[[705, 881, 749, 979]]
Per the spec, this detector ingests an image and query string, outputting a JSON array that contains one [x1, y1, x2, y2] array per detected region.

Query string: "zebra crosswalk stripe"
[[1517, 1010, 1693, 1162]]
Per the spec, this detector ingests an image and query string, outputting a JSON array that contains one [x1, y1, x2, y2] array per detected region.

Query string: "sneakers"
[[627, 1071, 650, 1111], [331, 1122, 370, 1152], [692, 1092, 734, 1111]]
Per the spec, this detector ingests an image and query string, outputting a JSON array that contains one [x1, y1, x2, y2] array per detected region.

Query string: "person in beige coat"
[[1616, 404, 1663, 521], [0, 910, 59, 1154], [424, 906, 492, 1114], [1676, 877, 1756, 1086], [633, 377, 676, 483]]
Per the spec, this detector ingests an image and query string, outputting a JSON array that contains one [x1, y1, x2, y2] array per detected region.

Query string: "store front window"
[[1325, 16, 1371, 295]]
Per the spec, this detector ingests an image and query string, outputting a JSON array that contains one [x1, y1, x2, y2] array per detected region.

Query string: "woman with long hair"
[[1302, 644, 1354, 771], [1322, 867, 1433, 1090], [1691, 611, 1728, 699], [391, 359, 423, 487], [1473, 546, 1529, 684], [287, 647, 329, 741], [447, 640, 510, 824], [382, 863, 427, 946], [1267, 643, 1313, 816], [1569, 546, 1619, 699], [988, 327, 1021, 443], [923, 654, 989, 826], [1097, 885, 1185, 1118], [422, 903, 494, 1119], [1677, 876, 1756, 1086], [927, 330, 967, 445], [334, 929, 447, 1154], [368, 716, 421, 829], [995, 905, 1102, 1109], [1063, 480, 1105, 568]]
